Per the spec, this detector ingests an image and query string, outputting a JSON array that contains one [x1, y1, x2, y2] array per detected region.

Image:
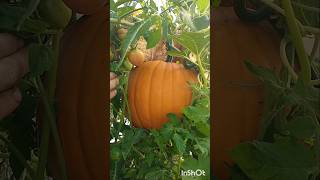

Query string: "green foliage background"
[[110, 0, 211, 179]]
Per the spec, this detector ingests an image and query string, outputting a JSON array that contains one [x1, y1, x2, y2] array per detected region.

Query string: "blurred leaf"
[[182, 155, 210, 180], [180, 9, 196, 31], [286, 115, 318, 139], [244, 61, 283, 89], [151, 130, 166, 153], [173, 133, 186, 154], [121, 129, 145, 159], [20, 19, 49, 34], [193, 15, 210, 30], [230, 139, 318, 180], [183, 105, 209, 123], [290, 79, 320, 115], [115, 0, 133, 7], [144, 168, 168, 180], [195, 122, 210, 136], [194, 138, 209, 155], [146, 27, 162, 49], [17, 0, 40, 30], [28, 44, 53, 78], [118, 6, 135, 18], [213, 0, 221, 7], [197, 0, 209, 13], [162, 16, 169, 40], [110, 0, 116, 11], [229, 165, 250, 180], [167, 50, 188, 59], [170, 29, 210, 57], [0, 5, 26, 31]]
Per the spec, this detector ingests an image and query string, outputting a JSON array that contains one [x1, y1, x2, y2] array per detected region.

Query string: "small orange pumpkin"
[[128, 49, 145, 66], [128, 60, 197, 129]]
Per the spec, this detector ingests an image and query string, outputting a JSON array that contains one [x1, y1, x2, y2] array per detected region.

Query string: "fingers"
[[110, 72, 119, 90], [0, 88, 22, 120], [110, 72, 119, 99], [0, 47, 29, 91], [110, 90, 117, 100], [0, 33, 24, 58], [110, 72, 117, 80]]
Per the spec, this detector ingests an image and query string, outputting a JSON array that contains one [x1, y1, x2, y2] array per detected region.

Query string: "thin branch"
[[280, 38, 298, 81], [110, 18, 134, 26]]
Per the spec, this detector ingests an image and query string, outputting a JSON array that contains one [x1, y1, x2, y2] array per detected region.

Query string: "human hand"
[[110, 72, 119, 99], [0, 33, 28, 119]]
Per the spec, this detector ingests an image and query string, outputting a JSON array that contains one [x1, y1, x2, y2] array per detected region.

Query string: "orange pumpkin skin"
[[128, 60, 197, 129], [212, 7, 281, 179], [53, 6, 108, 180], [63, 0, 106, 14]]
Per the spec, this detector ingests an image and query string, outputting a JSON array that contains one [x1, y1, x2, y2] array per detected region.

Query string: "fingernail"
[[110, 72, 115, 78]]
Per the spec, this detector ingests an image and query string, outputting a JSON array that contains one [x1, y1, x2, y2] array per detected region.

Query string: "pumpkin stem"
[[36, 32, 68, 180], [282, 0, 311, 84], [166, 41, 174, 62]]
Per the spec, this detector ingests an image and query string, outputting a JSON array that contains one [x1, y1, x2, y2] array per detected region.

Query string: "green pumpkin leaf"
[[170, 29, 210, 57], [183, 105, 209, 123], [230, 139, 318, 180], [286, 115, 318, 139], [244, 60, 283, 89], [197, 0, 210, 13], [145, 27, 162, 49], [173, 133, 186, 154], [182, 155, 210, 180], [193, 15, 210, 30]]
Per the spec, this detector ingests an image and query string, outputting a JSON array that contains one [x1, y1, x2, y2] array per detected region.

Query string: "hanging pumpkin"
[[128, 60, 197, 129], [212, 7, 281, 179], [52, 6, 108, 180]]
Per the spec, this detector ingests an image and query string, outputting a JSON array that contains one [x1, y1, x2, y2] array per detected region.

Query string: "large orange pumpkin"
[[128, 60, 197, 129], [51, 6, 108, 180], [212, 7, 282, 179]]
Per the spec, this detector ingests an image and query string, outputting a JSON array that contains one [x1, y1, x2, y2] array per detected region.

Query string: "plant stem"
[[113, 161, 117, 180], [35, 105, 50, 180], [196, 55, 208, 87], [261, 0, 320, 34], [119, 8, 144, 20], [110, 18, 134, 26], [48, 32, 61, 99], [123, 75, 131, 122], [282, 0, 311, 84], [49, 32, 69, 180], [132, 146, 145, 158], [0, 134, 36, 179], [17, 0, 40, 30], [310, 36, 319, 61], [36, 32, 68, 180], [36, 77, 68, 180], [280, 38, 298, 81], [36, 32, 64, 180]]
